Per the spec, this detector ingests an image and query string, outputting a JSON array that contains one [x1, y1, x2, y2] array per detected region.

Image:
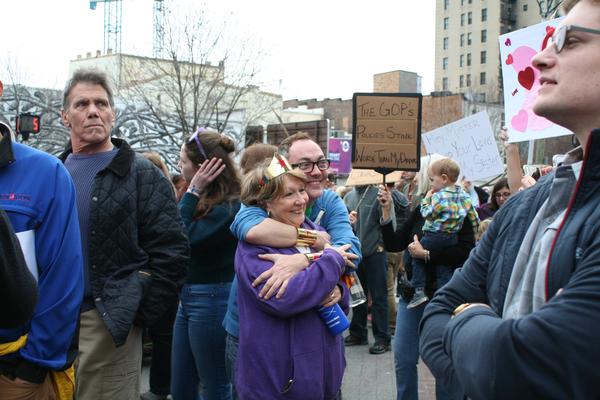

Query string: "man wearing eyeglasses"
[[58, 69, 189, 400], [225, 133, 361, 393], [420, 1, 600, 398]]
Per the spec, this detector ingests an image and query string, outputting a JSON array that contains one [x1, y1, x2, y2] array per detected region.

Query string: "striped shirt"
[[421, 185, 479, 234]]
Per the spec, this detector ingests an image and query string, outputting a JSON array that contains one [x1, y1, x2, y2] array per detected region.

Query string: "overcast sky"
[[0, 0, 436, 100]]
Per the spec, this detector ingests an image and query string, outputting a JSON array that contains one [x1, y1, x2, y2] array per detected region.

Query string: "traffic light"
[[16, 113, 41, 141]]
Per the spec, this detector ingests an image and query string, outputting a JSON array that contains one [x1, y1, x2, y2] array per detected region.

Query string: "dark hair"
[[183, 130, 241, 218], [490, 177, 509, 211], [240, 143, 278, 174], [63, 69, 114, 109], [278, 131, 314, 158]]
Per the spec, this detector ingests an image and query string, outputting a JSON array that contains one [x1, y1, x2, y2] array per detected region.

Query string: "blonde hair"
[[241, 160, 307, 208], [429, 158, 461, 183], [416, 154, 448, 197], [477, 218, 493, 241]]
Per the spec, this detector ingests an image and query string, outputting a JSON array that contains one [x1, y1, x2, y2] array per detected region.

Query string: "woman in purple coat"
[[234, 155, 353, 400]]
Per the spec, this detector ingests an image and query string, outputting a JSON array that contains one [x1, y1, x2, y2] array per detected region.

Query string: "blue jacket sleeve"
[[318, 191, 362, 265], [229, 203, 268, 241], [237, 244, 345, 319], [18, 161, 83, 378]]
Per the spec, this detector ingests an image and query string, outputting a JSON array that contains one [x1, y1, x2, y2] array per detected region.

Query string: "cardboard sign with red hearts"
[[499, 18, 572, 143]]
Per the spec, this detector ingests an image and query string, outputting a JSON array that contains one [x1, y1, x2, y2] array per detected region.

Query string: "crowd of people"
[[1, 0, 600, 399]]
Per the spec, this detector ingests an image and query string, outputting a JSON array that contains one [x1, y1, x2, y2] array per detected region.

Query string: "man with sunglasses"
[[58, 69, 189, 400], [420, 1, 600, 398]]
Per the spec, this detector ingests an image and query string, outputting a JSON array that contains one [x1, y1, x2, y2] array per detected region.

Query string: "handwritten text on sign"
[[352, 94, 421, 170], [422, 111, 504, 181]]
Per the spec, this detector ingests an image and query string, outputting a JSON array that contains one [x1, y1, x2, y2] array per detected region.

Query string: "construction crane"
[[89, 0, 166, 57]]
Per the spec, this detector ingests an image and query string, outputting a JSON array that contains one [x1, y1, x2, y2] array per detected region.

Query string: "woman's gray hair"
[[415, 154, 448, 197]]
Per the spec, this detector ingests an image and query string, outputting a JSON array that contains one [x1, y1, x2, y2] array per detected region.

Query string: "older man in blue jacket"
[[419, 1, 600, 399]]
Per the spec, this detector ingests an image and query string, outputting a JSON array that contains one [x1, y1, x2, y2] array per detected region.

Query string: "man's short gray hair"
[[62, 69, 114, 109]]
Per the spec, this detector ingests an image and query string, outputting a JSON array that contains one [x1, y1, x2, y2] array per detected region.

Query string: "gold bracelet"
[[304, 252, 323, 262], [452, 303, 472, 318], [296, 228, 318, 247]]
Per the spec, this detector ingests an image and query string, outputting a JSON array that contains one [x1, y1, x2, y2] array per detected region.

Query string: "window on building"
[[461, 0, 464, 5], [482, 8, 487, 22], [523, 4, 528, 11], [443, 77, 449, 91], [480, 93, 486, 102], [443, 57, 449, 70], [444, 17, 449, 30], [467, 32, 472, 45], [480, 72, 486, 85], [444, 0, 450, 10], [481, 50, 487, 64], [461, 13, 465, 26], [467, 53, 472, 66], [468, 0, 472, 3], [468, 12, 472, 25], [466, 74, 471, 87], [460, 75, 465, 88], [481, 29, 487, 43], [460, 33, 465, 47], [443, 37, 449, 50], [460, 54, 464, 67]]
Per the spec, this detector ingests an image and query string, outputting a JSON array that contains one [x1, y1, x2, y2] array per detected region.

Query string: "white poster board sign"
[[422, 112, 504, 181], [499, 18, 572, 143]]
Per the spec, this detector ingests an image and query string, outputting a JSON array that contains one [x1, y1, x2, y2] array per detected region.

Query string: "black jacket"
[[59, 138, 189, 346], [0, 209, 38, 328]]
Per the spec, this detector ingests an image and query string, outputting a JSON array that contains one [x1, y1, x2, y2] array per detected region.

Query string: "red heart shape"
[[505, 38, 512, 46], [506, 54, 513, 65], [546, 25, 553, 33], [518, 67, 535, 90]]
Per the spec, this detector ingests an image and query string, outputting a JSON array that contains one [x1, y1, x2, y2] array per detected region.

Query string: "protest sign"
[[345, 168, 403, 187], [352, 93, 421, 171], [328, 138, 352, 174], [499, 18, 572, 143], [422, 111, 504, 181]]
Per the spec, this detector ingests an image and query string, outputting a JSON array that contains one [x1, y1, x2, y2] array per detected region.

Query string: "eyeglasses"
[[544, 24, 600, 53], [188, 128, 208, 159], [495, 191, 511, 199], [291, 159, 331, 172]]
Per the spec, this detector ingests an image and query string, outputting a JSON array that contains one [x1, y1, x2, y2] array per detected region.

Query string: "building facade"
[[435, 0, 542, 103]]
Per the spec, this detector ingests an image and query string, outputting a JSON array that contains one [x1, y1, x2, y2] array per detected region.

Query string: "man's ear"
[[60, 109, 70, 128]]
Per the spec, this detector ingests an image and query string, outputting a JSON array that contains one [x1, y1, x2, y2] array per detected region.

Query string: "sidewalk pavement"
[[141, 318, 438, 400]]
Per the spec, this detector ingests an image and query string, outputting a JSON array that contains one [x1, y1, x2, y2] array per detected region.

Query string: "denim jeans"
[[148, 298, 178, 395], [393, 297, 449, 400], [411, 232, 457, 289], [348, 251, 390, 344], [224, 333, 238, 400], [171, 283, 232, 400]]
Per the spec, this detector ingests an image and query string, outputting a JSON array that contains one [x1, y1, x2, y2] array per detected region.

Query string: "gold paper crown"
[[260, 154, 292, 186]]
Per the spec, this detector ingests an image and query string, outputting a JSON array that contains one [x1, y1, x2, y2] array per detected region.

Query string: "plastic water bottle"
[[317, 303, 350, 336], [347, 271, 367, 307]]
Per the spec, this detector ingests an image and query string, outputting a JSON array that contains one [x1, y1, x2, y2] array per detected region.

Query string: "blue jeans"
[[171, 283, 232, 400], [393, 297, 449, 400], [411, 232, 457, 290], [224, 333, 238, 400], [349, 251, 390, 344]]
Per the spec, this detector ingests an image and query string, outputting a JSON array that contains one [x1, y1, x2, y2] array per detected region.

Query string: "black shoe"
[[369, 341, 390, 355], [344, 335, 368, 346]]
